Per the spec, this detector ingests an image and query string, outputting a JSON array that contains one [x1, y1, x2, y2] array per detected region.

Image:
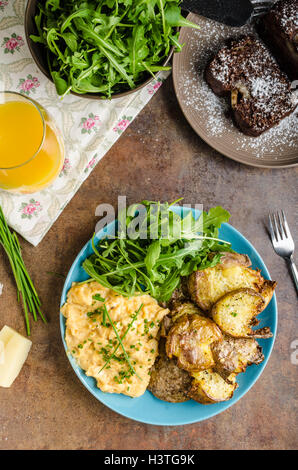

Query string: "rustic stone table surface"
[[0, 78, 297, 450]]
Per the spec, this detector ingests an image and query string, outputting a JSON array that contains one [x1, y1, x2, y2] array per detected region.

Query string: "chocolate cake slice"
[[259, 0, 298, 80], [205, 35, 296, 136]]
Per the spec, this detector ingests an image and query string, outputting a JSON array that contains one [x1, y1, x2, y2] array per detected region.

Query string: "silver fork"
[[269, 211, 298, 293]]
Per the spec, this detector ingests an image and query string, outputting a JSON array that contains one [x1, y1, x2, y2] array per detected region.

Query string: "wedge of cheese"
[[0, 325, 32, 387]]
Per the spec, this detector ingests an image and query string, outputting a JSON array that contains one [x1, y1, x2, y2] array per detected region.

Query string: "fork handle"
[[288, 257, 298, 294]]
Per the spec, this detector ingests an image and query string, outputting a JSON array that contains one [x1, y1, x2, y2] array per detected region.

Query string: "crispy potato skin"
[[211, 288, 267, 338], [189, 369, 237, 404], [188, 252, 275, 312], [249, 327, 273, 339], [259, 280, 277, 308], [166, 313, 223, 372], [212, 335, 264, 379], [210, 252, 251, 268]]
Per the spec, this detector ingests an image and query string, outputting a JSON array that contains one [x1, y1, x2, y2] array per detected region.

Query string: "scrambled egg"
[[61, 281, 169, 397]]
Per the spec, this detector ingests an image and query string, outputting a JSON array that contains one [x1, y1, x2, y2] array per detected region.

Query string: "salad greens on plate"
[[31, 0, 200, 98], [83, 200, 233, 302]]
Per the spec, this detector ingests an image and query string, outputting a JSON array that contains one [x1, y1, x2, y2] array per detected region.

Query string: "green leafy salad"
[[30, 0, 200, 98], [83, 200, 233, 302]]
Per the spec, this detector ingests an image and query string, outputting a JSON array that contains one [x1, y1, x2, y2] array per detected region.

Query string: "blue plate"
[[60, 206, 277, 425]]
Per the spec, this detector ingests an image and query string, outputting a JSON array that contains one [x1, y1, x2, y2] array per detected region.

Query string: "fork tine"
[[281, 210, 292, 240], [272, 213, 282, 240], [277, 211, 285, 239], [253, 5, 270, 12], [251, 0, 273, 5], [252, 9, 270, 18], [268, 213, 276, 242]]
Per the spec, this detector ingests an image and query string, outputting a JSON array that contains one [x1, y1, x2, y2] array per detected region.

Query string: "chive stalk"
[[0, 206, 45, 335]]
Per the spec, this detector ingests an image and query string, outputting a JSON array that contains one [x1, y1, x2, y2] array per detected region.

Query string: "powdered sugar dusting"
[[176, 15, 298, 159], [274, 0, 298, 38]]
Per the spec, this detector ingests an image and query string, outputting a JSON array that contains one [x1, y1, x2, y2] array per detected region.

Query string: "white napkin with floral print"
[[0, 0, 169, 246]]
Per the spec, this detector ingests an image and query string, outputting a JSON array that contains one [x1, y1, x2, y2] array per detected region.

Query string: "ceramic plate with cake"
[[173, 0, 298, 168]]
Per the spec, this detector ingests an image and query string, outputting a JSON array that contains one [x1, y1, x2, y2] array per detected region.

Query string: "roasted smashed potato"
[[152, 251, 276, 405], [212, 335, 264, 380], [189, 369, 238, 404], [210, 288, 272, 338], [170, 301, 204, 323], [188, 252, 275, 312], [166, 312, 222, 372], [159, 301, 203, 337]]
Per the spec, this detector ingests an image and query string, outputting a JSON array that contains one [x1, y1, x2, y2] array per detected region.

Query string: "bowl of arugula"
[[25, 0, 200, 99]]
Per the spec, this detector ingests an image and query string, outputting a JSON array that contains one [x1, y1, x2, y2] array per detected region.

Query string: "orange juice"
[[0, 92, 64, 193]]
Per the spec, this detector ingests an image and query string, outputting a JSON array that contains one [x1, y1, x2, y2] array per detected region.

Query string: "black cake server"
[[181, 0, 274, 27]]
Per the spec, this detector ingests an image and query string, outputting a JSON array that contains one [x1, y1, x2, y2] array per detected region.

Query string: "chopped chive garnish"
[[98, 304, 143, 376], [103, 304, 141, 378], [92, 294, 105, 302]]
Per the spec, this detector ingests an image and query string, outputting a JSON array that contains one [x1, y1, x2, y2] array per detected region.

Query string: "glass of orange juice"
[[0, 91, 64, 194]]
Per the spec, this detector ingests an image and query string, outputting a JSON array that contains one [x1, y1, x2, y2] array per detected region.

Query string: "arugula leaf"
[[61, 32, 78, 52], [202, 206, 231, 230], [165, 5, 201, 30], [51, 71, 69, 95], [144, 240, 161, 272]]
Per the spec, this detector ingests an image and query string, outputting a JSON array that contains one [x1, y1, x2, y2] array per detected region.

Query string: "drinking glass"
[[0, 91, 65, 194]]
